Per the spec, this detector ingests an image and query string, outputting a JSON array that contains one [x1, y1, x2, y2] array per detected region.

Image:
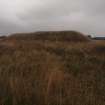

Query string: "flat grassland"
[[0, 31, 105, 105]]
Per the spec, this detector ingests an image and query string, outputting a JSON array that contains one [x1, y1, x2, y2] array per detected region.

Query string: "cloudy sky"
[[0, 0, 105, 36]]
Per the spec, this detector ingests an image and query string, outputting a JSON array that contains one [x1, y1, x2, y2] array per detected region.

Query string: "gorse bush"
[[0, 31, 105, 105]]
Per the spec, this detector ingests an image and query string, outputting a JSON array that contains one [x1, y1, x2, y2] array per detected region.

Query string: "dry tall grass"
[[0, 31, 105, 105]]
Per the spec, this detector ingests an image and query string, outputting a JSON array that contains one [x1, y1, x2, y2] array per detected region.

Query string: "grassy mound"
[[8, 31, 90, 42], [0, 31, 105, 105]]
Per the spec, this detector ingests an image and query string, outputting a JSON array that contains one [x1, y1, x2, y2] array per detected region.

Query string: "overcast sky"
[[0, 0, 105, 36]]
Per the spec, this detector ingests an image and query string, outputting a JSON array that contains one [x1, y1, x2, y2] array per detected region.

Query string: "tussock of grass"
[[0, 31, 105, 105]]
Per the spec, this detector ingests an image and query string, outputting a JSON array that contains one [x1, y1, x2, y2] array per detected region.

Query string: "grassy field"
[[0, 31, 105, 105]]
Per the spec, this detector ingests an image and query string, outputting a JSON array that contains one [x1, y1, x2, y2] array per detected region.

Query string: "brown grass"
[[0, 31, 105, 105], [8, 31, 90, 42]]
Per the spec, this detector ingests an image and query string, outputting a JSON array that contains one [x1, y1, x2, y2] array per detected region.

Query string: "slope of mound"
[[8, 31, 90, 42], [0, 34, 105, 105]]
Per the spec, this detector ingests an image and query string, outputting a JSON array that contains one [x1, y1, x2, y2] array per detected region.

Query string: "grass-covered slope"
[[8, 31, 90, 42], [0, 31, 105, 105]]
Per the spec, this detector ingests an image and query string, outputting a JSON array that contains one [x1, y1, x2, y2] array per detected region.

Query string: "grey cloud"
[[0, 0, 105, 36]]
